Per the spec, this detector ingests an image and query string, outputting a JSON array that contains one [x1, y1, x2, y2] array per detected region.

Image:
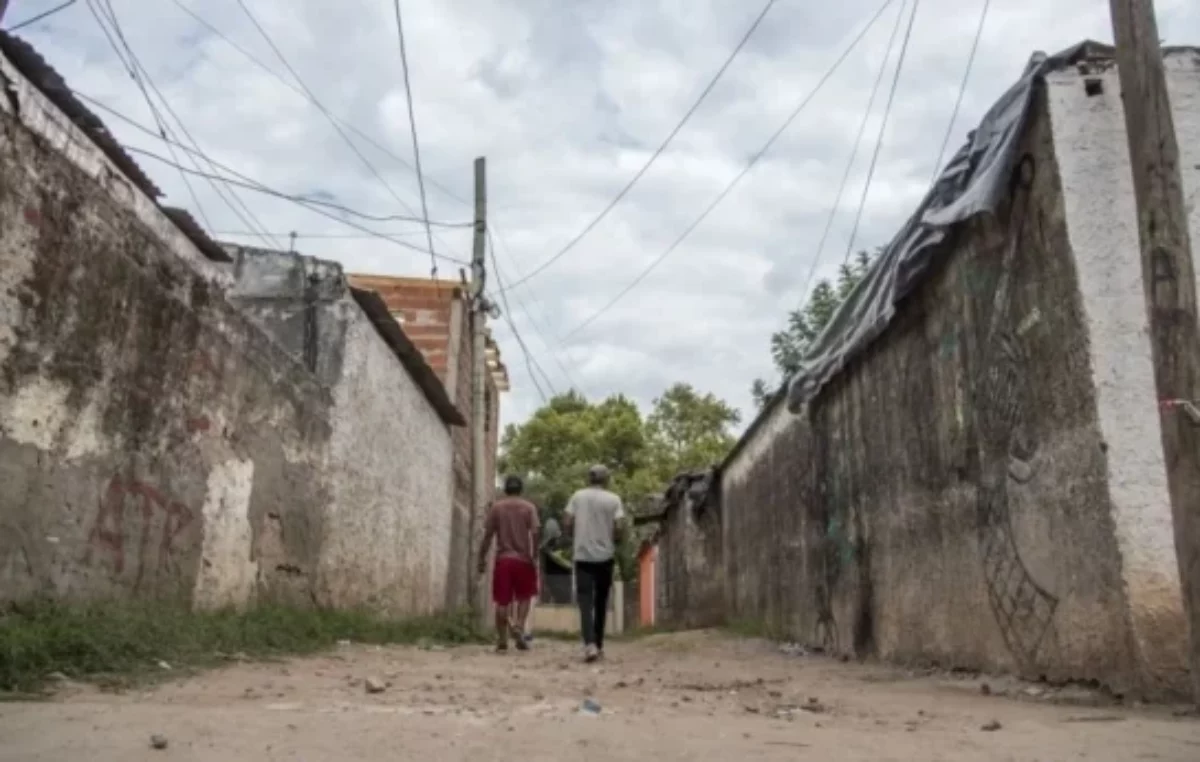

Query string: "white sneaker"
[[584, 644, 599, 663]]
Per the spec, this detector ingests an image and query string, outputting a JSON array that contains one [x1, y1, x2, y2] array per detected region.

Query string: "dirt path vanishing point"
[[1, 631, 1197, 761]]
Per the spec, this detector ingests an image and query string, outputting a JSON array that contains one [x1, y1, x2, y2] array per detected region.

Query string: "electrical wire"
[[559, 0, 899, 342], [170, 0, 469, 207], [488, 225, 583, 395], [841, 0, 922, 266], [74, 90, 471, 263], [87, 0, 282, 248], [795, 0, 910, 304], [75, 87, 471, 230], [86, 0, 214, 232], [231, 0, 442, 245], [213, 230, 432, 240], [929, 0, 991, 183], [499, 0, 781, 294], [391, 0, 438, 279], [7, 0, 78, 32], [488, 233, 553, 403], [125, 144, 472, 265]]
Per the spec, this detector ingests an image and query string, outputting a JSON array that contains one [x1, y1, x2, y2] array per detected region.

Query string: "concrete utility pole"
[[468, 156, 488, 615], [1108, 0, 1200, 702]]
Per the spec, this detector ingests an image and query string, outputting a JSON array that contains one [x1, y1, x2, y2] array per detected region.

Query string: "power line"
[[231, 0, 437, 237], [489, 224, 584, 394], [73, 91, 471, 262], [487, 233, 553, 403], [76, 88, 471, 229], [499, 0, 781, 294], [390, 0, 438, 279], [214, 230, 433, 240], [125, 144, 472, 265], [170, 0, 470, 207], [841, 0, 922, 266], [796, 0, 910, 303], [930, 0, 991, 183], [7, 0, 78, 32], [559, 0, 899, 342], [87, 0, 282, 248]]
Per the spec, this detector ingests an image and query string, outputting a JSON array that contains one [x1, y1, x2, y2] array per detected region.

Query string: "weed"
[[0, 600, 485, 694]]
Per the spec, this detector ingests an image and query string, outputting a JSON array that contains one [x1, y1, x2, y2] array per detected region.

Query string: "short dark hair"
[[587, 464, 610, 486], [503, 474, 524, 495]]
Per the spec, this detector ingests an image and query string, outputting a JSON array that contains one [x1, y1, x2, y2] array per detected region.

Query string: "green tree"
[[498, 384, 740, 579], [645, 383, 741, 484], [751, 248, 880, 409]]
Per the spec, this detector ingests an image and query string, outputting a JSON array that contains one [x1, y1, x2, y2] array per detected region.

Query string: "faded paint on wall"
[[0, 42, 462, 617], [716, 65, 1197, 699], [319, 307, 454, 615], [1045, 56, 1200, 693]]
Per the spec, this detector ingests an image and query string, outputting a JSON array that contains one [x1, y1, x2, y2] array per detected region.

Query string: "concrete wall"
[[716, 57, 1199, 701], [0, 67, 330, 608], [655, 473, 724, 629], [0, 44, 460, 616]]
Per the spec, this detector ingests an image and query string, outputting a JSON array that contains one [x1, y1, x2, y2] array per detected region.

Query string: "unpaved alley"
[[1, 631, 1197, 761]]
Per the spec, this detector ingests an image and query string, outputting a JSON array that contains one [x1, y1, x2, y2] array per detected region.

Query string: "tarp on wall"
[[786, 40, 1112, 412]]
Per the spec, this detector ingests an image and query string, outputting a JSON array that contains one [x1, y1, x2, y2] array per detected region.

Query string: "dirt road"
[[2, 631, 1197, 761]]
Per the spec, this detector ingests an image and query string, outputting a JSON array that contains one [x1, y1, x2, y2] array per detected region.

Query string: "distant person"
[[478, 475, 540, 652], [563, 465, 626, 662], [523, 515, 562, 645]]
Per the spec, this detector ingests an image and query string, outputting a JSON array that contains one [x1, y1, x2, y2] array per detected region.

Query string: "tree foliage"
[[751, 249, 878, 409], [498, 384, 740, 580]]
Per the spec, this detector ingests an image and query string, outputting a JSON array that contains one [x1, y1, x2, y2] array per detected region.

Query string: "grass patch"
[[0, 600, 486, 694]]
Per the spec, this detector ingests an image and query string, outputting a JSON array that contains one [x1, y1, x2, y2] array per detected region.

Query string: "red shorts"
[[492, 556, 538, 606]]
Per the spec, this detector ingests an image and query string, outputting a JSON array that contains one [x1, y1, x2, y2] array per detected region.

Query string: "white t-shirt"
[[564, 486, 625, 563]]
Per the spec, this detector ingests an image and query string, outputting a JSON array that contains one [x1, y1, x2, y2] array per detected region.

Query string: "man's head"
[[503, 474, 524, 496], [587, 464, 610, 487]]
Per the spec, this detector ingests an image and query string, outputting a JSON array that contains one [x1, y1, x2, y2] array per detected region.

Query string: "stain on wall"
[[716, 83, 1191, 699]]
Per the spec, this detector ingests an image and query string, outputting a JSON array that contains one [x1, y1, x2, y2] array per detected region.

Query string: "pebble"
[[980, 683, 992, 696], [579, 699, 602, 716], [149, 734, 168, 750], [365, 677, 387, 694], [981, 720, 1002, 732]]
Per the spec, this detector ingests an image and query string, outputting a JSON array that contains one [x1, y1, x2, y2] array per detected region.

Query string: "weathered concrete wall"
[[318, 305, 454, 615], [718, 62, 1199, 700], [0, 43, 461, 616], [0, 74, 330, 608], [221, 247, 460, 616], [1045, 51, 1200, 698], [655, 473, 723, 629]]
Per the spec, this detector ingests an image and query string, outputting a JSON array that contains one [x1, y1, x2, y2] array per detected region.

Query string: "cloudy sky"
[[10, 0, 1199, 431]]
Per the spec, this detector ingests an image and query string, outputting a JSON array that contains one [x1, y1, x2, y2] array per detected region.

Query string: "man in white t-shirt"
[[563, 464, 625, 662]]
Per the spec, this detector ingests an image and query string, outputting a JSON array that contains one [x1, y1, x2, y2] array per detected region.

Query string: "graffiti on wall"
[[84, 475, 194, 592], [972, 155, 1059, 669]]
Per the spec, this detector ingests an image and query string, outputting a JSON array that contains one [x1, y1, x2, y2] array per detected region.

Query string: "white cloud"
[[12, 0, 1200, 432]]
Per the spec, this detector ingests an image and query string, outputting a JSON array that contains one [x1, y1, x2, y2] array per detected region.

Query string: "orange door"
[[639, 545, 656, 626]]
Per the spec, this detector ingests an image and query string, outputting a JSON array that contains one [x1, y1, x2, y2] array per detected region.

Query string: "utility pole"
[[467, 156, 488, 616], [1109, 0, 1200, 702], [0, 1, 9, 25]]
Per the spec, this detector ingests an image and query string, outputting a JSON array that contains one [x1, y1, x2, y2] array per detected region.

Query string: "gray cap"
[[588, 464, 610, 483]]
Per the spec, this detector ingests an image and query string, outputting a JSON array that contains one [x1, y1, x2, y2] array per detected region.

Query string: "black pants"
[[574, 560, 615, 649]]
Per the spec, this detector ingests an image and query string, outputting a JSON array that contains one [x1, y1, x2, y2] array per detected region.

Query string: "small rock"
[[615, 680, 628, 689], [46, 671, 68, 682], [533, 692, 545, 701], [681, 695, 693, 703], [801, 697, 827, 714], [768, 690, 783, 699], [336, 639, 351, 647], [743, 705, 761, 714], [1023, 686, 1046, 698], [980, 720, 1002, 732], [980, 683, 992, 696], [365, 677, 387, 694], [157, 660, 172, 671], [579, 699, 602, 716], [149, 734, 168, 750]]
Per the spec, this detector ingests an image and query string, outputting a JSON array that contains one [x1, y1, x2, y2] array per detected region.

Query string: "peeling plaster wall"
[[717, 70, 1197, 700], [0, 46, 458, 616], [0, 78, 331, 608], [318, 306, 454, 615]]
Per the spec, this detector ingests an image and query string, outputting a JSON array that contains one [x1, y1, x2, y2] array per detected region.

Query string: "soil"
[[2, 631, 1197, 761]]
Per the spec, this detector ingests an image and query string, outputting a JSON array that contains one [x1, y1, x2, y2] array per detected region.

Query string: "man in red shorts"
[[478, 474, 540, 652]]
